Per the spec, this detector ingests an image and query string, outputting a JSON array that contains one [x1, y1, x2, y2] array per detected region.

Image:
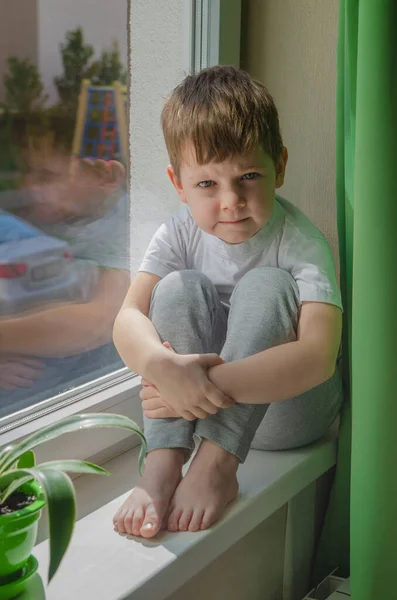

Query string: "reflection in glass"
[[0, 2, 129, 423]]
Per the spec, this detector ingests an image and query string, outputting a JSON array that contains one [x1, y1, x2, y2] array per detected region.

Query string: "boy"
[[112, 66, 343, 538]]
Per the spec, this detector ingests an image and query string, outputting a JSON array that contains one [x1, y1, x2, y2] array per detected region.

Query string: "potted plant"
[[0, 413, 146, 600]]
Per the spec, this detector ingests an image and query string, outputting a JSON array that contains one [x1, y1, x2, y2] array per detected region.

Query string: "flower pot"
[[302, 573, 350, 599], [0, 481, 45, 587], [0, 556, 40, 600]]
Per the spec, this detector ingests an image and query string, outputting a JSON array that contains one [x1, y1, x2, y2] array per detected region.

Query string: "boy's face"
[[168, 144, 288, 244], [16, 158, 126, 225]]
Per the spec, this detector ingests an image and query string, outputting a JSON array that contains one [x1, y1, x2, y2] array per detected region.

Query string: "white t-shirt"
[[139, 195, 342, 310], [39, 190, 130, 271]]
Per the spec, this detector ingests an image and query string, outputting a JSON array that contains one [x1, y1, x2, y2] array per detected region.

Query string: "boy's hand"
[[141, 388, 183, 419], [21, 156, 126, 224], [145, 343, 234, 420], [141, 343, 195, 420], [0, 354, 45, 390]]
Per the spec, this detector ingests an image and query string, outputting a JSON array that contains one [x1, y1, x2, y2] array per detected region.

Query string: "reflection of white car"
[[0, 212, 98, 317]]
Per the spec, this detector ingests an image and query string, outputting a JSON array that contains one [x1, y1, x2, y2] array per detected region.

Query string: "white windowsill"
[[1, 372, 142, 441], [1, 374, 144, 476], [33, 427, 337, 600]]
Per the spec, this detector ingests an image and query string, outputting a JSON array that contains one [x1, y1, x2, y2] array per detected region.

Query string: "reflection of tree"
[[0, 116, 20, 187], [0, 28, 128, 187], [91, 41, 128, 86], [54, 28, 128, 114], [2, 57, 48, 113], [54, 27, 98, 114], [0, 58, 50, 189]]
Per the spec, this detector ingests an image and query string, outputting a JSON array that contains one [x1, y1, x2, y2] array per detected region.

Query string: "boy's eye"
[[198, 180, 215, 188], [241, 172, 261, 181]]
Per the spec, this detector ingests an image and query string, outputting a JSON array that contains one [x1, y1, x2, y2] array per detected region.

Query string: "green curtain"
[[315, 0, 397, 596]]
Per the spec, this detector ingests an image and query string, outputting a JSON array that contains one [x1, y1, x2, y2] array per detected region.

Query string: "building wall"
[[241, 0, 340, 259], [0, 0, 39, 103]]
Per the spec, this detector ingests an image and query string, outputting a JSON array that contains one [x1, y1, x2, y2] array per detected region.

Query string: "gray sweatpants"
[[144, 268, 343, 463]]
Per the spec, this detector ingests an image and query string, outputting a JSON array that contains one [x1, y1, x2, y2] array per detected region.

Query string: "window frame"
[[1, 0, 242, 462], [186, 0, 241, 73]]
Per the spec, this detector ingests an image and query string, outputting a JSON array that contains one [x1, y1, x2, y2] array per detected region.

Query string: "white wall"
[[38, 0, 128, 105], [241, 0, 339, 260], [129, 0, 187, 272], [167, 507, 286, 600]]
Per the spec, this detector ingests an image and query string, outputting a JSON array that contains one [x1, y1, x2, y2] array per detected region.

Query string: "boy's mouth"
[[219, 218, 249, 224]]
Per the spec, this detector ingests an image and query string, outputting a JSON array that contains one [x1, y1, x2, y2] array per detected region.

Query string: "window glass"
[[0, 0, 129, 423]]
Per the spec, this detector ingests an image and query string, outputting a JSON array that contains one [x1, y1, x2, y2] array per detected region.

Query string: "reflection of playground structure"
[[71, 80, 128, 176]]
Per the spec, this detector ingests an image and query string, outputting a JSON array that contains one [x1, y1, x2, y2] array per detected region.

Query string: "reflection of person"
[[0, 158, 130, 415], [112, 66, 344, 539]]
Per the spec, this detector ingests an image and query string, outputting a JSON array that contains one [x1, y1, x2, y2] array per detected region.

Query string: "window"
[[0, 0, 241, 437], [0, 0, 129, 426]]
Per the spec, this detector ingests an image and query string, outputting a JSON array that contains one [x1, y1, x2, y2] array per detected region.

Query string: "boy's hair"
[[161, 65, 283, 178]]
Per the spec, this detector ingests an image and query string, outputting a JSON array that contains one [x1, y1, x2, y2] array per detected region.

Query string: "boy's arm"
[[0, 268, 130, 357], [208, 302, 342, 405], [112, 272, 168, 373]]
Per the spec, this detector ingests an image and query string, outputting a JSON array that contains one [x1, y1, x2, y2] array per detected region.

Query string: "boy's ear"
[[275, 147, 288, 188], [167, 165, 187, 203]]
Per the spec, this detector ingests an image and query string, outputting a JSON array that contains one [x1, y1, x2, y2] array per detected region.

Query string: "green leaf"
[[39, 468, 76, 582], [0, 444, 15, 469], [0, 413, 146, 475], [36, 467, 76, 582], [38, 460, 110, 476], [17, 450, 36, 469], [0, 473, 34, 504]]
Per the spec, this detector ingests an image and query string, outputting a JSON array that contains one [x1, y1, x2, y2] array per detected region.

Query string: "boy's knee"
[[224, 268, 300, 357], [234, 267, 299, 304], [152, 270, 215, 303]]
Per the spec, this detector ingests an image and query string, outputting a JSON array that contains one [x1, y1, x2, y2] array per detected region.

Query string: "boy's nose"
[[220, 190, 245, 211]]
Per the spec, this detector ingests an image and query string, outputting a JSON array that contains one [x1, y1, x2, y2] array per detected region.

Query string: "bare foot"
[[113, 448, 184, 538], [167, 440, 239, 533]]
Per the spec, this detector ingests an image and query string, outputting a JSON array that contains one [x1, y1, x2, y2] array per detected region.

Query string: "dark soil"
[[0, 491, 36, 515]]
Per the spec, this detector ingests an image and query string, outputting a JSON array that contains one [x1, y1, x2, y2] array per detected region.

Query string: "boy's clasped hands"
[[140, 342, 235, 420]]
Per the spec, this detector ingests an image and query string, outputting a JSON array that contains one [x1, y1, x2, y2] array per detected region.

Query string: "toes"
[[113, 510, 120, 530], [123, 511, 135, 535], [140, 504, 162, 538], [167, 508, 182, 532], [114, 504, 164, 538], [200, 509, 218, 531], [188, 509, 205, 532], [114, 508, 129, 534], [178, 509, 193, 532], [132, 508, 144, 536]]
